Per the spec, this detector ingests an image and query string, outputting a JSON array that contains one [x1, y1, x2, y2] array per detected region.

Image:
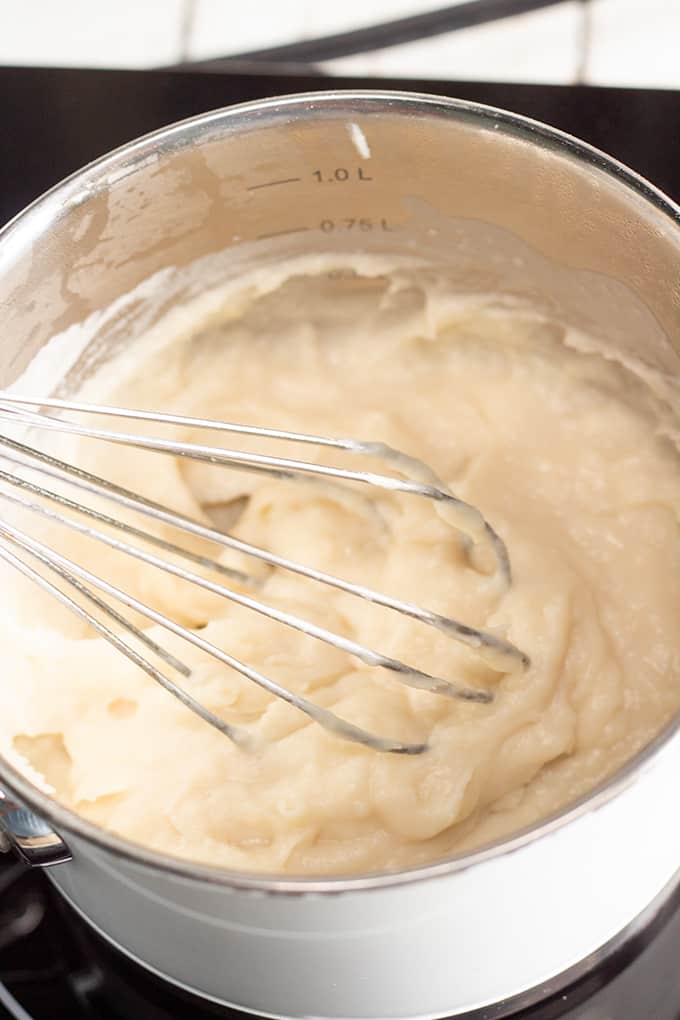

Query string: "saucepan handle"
[[0, 788, 71, 867]]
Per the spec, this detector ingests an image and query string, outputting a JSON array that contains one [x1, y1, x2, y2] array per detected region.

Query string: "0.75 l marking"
[[320, 217, 391, 232]]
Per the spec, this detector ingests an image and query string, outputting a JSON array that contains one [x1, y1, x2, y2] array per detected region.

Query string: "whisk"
[[0, 394, 529, 756]]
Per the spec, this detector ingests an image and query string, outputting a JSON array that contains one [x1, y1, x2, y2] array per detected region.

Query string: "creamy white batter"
[[1, 257, 679, 875]]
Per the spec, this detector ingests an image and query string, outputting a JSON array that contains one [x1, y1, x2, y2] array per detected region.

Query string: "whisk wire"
[[0, 396, 509, 578], [0, 433, 525, 672], [0, 481, 491, 703], [0, 394, 531, 755], [0, 530, 243, 744], [0, 515, 424, 755]]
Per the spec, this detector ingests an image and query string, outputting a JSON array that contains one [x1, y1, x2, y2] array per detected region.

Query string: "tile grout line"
[[178, 0, 198, 64], [575, 0, 594, 85]]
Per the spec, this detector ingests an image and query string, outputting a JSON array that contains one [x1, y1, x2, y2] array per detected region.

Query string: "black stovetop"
[[0, 65, 679, 1020]]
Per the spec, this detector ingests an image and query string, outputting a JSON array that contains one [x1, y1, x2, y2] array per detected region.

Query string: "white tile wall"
[[0, 0, 185, 68], [587, 0, 680, 89], [0, 0, 679, 89]]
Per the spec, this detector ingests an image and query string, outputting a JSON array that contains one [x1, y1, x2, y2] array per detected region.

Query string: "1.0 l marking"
[[312, 167, 373, 183]]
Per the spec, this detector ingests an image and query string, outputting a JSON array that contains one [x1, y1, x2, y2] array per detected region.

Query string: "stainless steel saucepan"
[[0, 91, 679, 1020]]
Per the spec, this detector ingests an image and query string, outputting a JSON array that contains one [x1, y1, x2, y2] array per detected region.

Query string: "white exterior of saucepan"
[[44, 728, 680, 1020]]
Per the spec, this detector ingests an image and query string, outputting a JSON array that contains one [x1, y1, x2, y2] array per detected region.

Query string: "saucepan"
[[0, 91, 679, 1019]]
